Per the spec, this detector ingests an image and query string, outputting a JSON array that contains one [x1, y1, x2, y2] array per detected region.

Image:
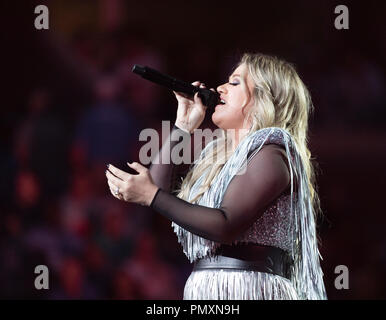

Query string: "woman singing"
[[105, 52, 327, 300]]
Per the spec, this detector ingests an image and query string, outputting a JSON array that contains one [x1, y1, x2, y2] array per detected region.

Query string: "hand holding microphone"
[[174, 82, 216, 133], [132, 64, 222, 134], [131, 64, 221, 109]]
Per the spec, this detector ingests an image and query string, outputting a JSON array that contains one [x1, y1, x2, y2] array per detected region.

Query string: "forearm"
[[150, 188, 231, 243], [149, 124, 192, 192]]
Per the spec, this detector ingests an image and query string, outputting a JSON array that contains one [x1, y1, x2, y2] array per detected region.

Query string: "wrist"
[[174, 122, 192, 134], [147, 185, 161, 207]]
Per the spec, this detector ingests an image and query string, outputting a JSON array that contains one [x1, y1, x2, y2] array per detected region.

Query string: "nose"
[[217, 83, 227, 94]]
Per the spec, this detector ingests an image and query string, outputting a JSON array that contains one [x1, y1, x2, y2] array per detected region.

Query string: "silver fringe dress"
[[171, 127, 327, 300]]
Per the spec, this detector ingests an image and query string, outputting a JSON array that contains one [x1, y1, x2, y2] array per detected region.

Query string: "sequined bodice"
[[234, 192, 295, 253]]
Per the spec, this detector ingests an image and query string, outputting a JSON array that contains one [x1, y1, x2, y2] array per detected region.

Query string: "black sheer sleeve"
[[149, 124, 192, 192], [150, 144, 290, 244]]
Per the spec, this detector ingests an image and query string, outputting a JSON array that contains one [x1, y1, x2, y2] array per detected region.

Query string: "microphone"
[[132, 64, 221, 109]]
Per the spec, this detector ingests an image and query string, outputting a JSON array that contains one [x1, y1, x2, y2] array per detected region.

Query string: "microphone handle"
[[132, 64, 220, 109]]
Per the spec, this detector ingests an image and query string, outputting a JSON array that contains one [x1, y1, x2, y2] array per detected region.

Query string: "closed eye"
[[229, 82, 239, 86]]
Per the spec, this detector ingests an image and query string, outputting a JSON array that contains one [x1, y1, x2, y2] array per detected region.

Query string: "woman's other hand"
[[106, 162, 159, 206]]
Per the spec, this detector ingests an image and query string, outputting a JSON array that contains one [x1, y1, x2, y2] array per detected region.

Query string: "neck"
[[228, 127, 250, 153]]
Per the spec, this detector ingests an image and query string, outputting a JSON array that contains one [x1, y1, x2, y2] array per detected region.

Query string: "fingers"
[[107, 164, 129, 180], [192, 81, 204, 100], [175, 81, 209, 98], [127, 161, 147, 174], [175, 81, 212, 106], [192, 81, 206, 88], [106, 170, 124, 189], [107, 180, 121, 199], [173, 90, 189, 99], [191, 81, 205, 101]]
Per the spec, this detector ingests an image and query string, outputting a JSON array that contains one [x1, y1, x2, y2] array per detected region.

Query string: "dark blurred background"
[[0, 0, 385, 299]]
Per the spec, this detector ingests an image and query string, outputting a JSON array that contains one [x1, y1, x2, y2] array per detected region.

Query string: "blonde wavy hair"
[[174, 52, 322, 221]]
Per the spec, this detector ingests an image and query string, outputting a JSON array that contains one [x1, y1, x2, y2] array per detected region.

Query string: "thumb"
[[127, 161, 147, 174], [194, 92, 203, 104]]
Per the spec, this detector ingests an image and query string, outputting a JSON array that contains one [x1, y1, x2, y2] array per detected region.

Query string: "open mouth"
[[217, 99, 226, 106]]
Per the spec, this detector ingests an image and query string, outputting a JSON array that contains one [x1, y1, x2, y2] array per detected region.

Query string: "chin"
[[211, 112, 221, 128]]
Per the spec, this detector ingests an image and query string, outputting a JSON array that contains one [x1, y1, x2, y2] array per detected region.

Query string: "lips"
[[217, 96, 226, 106]]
